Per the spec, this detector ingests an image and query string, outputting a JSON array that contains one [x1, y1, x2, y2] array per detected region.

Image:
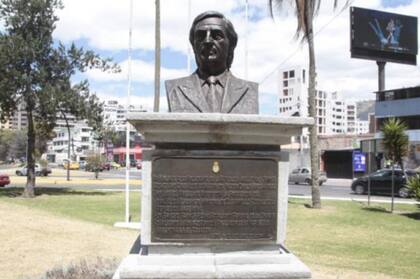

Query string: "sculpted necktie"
[[206, 76, 220, 112]]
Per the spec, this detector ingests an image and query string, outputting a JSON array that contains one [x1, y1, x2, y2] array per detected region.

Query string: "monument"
[[113, 11, 313, 279]]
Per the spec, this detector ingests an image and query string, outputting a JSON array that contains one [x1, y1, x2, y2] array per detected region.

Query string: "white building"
[[46, 115, 97, 163], [278, 66, 369, 136], [103, 100, 146, 132], [326, 92, 348, 135], [356, 120, 370, 135]]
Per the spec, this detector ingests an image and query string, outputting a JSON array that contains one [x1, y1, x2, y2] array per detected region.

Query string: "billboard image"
[[351, 7, 418, 65]]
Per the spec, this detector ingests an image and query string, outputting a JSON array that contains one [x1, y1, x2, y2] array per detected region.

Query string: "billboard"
[[351, 7, 418, 65]]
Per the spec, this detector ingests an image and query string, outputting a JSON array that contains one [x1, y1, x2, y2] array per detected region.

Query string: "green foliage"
[[86, 153, 105, 178], [37, 158, 48, 168], [407, 174, 420, 201], [0, 129, 26, 160], [0, 0, 119, 194], [381, 118, 409, 167]]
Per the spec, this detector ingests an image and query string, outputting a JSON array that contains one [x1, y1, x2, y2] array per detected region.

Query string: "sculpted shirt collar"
[[197, 70, 229, 88]]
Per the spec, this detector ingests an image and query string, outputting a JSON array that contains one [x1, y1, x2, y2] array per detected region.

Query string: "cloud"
[[54, 0, 420, 114], [87, 58, 188, 84]]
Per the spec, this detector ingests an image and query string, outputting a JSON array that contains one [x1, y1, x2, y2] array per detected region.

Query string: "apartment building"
[[278, 66, 369, 136]]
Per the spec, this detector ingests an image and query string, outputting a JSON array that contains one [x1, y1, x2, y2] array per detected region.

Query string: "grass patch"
[[287, 199, 420, 279], [1, 189, 419, 278], [0, 187, 140, 225]]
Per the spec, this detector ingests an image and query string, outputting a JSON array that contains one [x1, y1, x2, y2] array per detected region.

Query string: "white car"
[[288, 167, 327, 186], [16, 164, 51, 177]]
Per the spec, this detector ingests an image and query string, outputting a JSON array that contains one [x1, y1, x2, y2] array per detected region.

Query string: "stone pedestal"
[[113, 113, 313, 279]]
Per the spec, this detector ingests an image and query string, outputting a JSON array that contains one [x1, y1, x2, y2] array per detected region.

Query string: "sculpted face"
[[193, 17, 230, 76]]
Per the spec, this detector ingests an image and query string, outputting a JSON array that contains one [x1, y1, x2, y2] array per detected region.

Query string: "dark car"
[[119, 160, 136, 168], [351, 169, 417, 198], [0, 174, 11, 187]]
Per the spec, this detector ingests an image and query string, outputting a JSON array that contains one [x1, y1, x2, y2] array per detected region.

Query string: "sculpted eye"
[[213, 31, 224, 40]]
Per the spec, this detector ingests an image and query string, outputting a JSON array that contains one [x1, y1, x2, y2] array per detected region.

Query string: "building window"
[[283, 89, 288, 96], [302, 69, 306, 83], [283, 80, 288, 87], [283, 71, 288, 79], [289, 70, 295, 78]]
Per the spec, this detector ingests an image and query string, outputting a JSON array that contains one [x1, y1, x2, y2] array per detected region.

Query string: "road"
[[1, 167, 418, 203]]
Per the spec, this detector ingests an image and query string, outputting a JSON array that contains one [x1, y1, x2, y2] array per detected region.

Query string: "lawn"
[[0, 188, 419, 278], [0, 187, 141, 225], [286, 199, 420, 279]]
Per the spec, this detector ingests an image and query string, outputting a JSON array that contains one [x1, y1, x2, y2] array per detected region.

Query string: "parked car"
[[119, 159, 136, 168], [0, 173, 11, 187], [351, 169, 418, 198], [102, 162, 111, 171], [63, 160, 80, 170], [79, 160, 87, 169], [110, 162, 121, 169], [288, 167, 327, 186], [16, 164, 52, 177], [136, 160, 142, 169]]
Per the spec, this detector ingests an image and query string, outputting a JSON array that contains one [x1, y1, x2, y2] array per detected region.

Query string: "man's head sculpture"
[[165, 11, 258, 114], [189, 11, 238, 76]]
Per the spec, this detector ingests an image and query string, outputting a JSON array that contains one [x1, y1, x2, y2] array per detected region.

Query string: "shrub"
[[407, 174, 420, 201], [37, 258, 118, 279]]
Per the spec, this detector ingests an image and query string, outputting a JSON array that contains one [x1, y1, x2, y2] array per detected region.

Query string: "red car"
[[0, 174, 11, 187]]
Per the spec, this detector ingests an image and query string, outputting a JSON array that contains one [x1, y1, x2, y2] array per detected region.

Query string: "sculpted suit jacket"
[[165, 71, 258, 114]]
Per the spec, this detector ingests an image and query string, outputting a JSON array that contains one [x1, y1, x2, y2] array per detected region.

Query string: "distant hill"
[[357, 100, 375, 121]]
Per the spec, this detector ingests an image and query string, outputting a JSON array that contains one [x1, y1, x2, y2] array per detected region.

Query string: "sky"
[[19, 0, 420, 114]]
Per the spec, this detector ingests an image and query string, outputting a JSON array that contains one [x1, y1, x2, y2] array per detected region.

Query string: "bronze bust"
[[165, 11, 258, 114]]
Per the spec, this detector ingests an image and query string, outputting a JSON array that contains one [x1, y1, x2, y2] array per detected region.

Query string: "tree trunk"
[[305, 1, 321, 208], [153, 0, 161, 112], [22, 106, 36, 198]]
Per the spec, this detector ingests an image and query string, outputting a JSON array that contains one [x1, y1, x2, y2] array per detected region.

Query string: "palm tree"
[[269, 0, 349, 208], [154, 0, 161, 112], [381, 117, 409, 212]]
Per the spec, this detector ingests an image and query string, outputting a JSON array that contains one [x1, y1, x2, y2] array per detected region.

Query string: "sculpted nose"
[[204, 29, 212, 43]]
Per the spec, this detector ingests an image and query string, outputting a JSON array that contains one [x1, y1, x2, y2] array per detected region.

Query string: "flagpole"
[[187, 0, 192, 73], [245, 0, 249, 79], [125, 0, 133, 224]]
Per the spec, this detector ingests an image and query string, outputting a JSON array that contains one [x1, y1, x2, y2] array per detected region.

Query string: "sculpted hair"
[[189, 11, 238, 69]]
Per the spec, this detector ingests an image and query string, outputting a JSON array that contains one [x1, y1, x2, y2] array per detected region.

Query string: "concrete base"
[[113, 246, 311, 279], [114, 222, 142, 230]]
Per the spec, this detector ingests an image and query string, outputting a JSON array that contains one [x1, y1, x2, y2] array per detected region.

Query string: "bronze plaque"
[[151, 157, 278, 242]]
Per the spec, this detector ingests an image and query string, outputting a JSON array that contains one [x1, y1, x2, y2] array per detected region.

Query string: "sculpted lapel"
[[221, 73, 249, 113], [176, 74, 210, 112]]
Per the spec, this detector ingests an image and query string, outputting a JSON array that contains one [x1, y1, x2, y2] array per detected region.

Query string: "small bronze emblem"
[[212, 161, 220, 174]]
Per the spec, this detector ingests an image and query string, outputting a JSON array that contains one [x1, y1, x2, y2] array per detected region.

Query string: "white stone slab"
[[128, 113, 313, 145], [113, 251, 311, 279]]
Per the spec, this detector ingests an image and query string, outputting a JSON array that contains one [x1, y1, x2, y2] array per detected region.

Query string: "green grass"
[[287, 199, 420, 279], [0, 187, 141, 225], [1, 188, 419, 278]]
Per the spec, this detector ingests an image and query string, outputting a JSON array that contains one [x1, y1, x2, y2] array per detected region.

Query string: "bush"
[[38, 159, 49, 168], [407, 174, 420, 201], [38, 258, 118, 279]]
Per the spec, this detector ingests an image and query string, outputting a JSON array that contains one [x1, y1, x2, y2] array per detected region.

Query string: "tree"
[[86, 153, 105, 179], [0, 129, 15, 161], [269, 0, 350, 208], [381, 117, 409, 212], [0, 0, 117, 198], [381, 118, 409, 170]]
